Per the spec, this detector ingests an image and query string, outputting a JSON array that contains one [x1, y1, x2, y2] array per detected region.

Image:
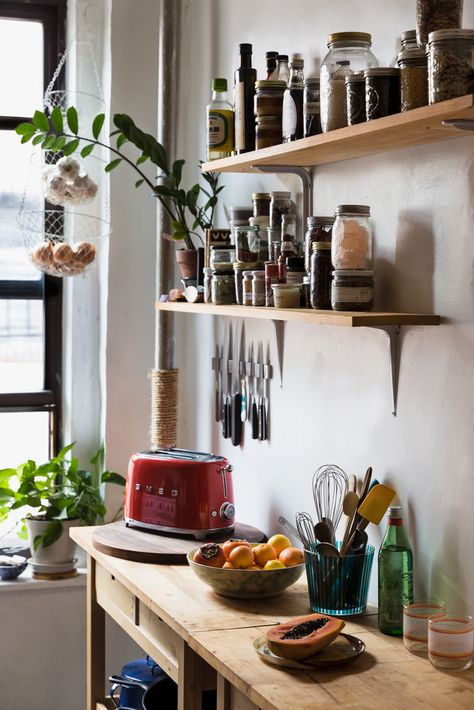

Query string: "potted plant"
[[16, 108, 225, 278], [0, 443, 126, 571]]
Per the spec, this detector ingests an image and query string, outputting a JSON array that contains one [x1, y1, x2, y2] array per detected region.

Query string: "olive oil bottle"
[[207, 78, 234, 160]]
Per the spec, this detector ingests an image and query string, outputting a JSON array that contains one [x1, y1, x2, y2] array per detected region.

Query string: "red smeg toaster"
[[124, 448, 235, 538]]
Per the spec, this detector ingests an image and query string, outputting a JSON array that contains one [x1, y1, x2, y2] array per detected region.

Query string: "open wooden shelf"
[[201, 95, 474, 173], [156, 301, 440, 328]]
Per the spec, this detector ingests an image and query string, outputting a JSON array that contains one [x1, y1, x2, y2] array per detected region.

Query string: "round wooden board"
[[92, 520, 267, 564]]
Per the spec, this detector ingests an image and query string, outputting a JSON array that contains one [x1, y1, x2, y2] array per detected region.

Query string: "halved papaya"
[[266, 613, 345, 660]]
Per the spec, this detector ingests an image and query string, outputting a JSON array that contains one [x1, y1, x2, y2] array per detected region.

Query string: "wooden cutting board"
[[91, 521, 267, 564]]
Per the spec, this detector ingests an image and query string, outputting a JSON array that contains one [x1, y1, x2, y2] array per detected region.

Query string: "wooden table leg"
[[217, 674, 231, 710], [177, 641, 205, 710], [87, 555, 106, 710]]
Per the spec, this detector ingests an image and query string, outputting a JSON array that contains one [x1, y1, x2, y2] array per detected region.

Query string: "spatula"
[[357, 483, 396, 527]]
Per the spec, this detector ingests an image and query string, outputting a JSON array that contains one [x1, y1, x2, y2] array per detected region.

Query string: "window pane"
[[0, 19, 43, 117], [0, 300, 44, 392], [0, 131, 43, 280]]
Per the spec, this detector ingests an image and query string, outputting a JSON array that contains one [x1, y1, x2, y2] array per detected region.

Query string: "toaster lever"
[[218, 464, 233, 499]]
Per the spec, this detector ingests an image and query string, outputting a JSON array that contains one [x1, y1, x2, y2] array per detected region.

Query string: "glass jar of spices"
[[331, 270, 374, 311], [320, 32, 378, 132], [427, 29, 474, 104], [251, 270, 265, 306], [252, 192, 271, 218], [210, 244, 236, 269], [365, 68, 401, 120], [265, 262, 279, 307], [242, 270, 254, 306], [416, 0, 463, 48], [269, 191, 292, 234], [397, 47, 428, 111], [303, 77, 321, 137], [233, 224, 260, 263], [310, 242, 332, 310], [255, 115, 282, 149], [254, 80, 286, 117], [304, 216, 334, 273], [203, 267, 213, 304], [346, 72, 366, 125], [286, 256, 306, 286], [211, 270, 236, 305], [332, 204, 372, 270], [233, 261, 249, 305]]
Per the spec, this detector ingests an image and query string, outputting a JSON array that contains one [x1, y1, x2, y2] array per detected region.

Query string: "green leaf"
[[42, 135, 57, 150], [171, 220, 186, 238], [66, 106, 79, 135], [80, 143, 94, 158], [116, 134, 128, 150], [16, 122, 36, 136], [172, 159, 185, 187], [62, 139, 80, 156], [129, 126, 146, 151], [135, 179, 145, 188], [33, 110, 49, 132], [21, 134, 34, 144], [150, 141, 167, 172], [50, 107, 64, 133], [136, 155, 148, 165], [92, 113, 105, 139], [101, 471, 126, 486], [34, 520, 63, 550], [153, 185, 171, 198], [105, 158, 122, 172], [51, 136, 66, 151]]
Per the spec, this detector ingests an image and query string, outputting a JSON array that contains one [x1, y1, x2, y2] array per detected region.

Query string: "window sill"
[[0, 566, 86, 592]]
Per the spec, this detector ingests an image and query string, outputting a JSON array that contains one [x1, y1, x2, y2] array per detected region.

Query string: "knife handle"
[[251, 399, 259, 439], [222, 396, 231, 439], [260, 400, 267, 441], [215, 383, 221, 423], [231, 393, 242, 446]]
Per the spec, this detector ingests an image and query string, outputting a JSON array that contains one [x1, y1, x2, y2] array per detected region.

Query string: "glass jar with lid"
[[211, 269, 236, 305], [332, 204, 372, 270], [416, 0, 463, 48], [269, 191, 292, 233], [251, 270, 266, 306], [331, 270, 374, 311], [345, 72, 366, 125], [310, 242, 332, 310], [427, 29, 474, 104], [242, 270, 254, 306], [210, 244, 236, 270], [304, 216, 334, 273], [254, 79, 286, 118], [365, 68, 401, 120], [303, 78, 321, 137], [320, 32, 378, 132], [233, 224, 260, 263], [252, 192, 271, 218], [397, 47, 428, 111]]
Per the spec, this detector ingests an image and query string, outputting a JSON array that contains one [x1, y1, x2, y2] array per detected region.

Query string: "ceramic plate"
[[29, 558, 77, 575], [253, 632, 365, 669]]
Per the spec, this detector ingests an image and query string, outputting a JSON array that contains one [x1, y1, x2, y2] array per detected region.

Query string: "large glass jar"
[[310, 242, 332, 310], [304, 216, 334, 273], [416, 0, 463, 48], [427, 29, 474, 104], [269, 191, 292, 233], [320, 32, 378, 132], [211, 270, 236, 305], [303, 78, 321, 137], [233, 224, 260, 263], [397, 47, 428, 111], [332, 205, 372, 270], [365, 68, 401, 120]]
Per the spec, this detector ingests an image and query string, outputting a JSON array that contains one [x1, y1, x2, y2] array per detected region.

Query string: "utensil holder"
[[304, 543, 374, 616]]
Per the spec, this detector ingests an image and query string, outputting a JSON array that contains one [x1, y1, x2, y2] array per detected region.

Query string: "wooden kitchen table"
[[72, 527, 474, 710]]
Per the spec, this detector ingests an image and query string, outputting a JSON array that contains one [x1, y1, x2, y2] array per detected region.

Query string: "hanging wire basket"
[[17, 209, 111, 278]]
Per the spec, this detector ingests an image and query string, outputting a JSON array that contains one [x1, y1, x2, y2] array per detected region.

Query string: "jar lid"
[[328, 32, 372, 46], [212, 78, 228, 92], [272, 283, 301, 290], [400, 29, 416, 44], [332, 269, 374, 276], [307, 215, 335, 226], [256, 115, 282, 124], [233, 261, 256, 271], [388, 504, 403, 518], [335, 204, 370, 215], [270, 191, 291, 199], [212, 269, 234, 276], [304, 77, 320, 87], [397, 47, 428, 64], [230, 206, 253, 220], [286, 256, 305, 269], [210, 244, 233, 250], [364, 67, 400, 77], [428, 29, 474, 43], [240, 43, 253, 54], [312, 241, 331, 250], [289, 57, 304, 68], [233, 224, 259, 232], [255, 79, 286, 90], [251, 270, 265, 277], [252, 192, 271, 200], [278, 54, 289, 61], [266, 50, 278, 59], [345, 72, 365, 83]]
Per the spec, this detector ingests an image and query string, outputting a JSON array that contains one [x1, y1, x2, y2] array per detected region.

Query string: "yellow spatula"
[[357, 483, 396, 528]]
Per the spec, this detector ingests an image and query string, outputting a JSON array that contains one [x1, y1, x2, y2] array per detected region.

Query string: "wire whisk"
[[295, 511, 316, 550], [312, 464, 349, 533]]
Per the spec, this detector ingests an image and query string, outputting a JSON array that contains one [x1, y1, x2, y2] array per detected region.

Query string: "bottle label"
[[282, 92, 297, 140], [304, 101, 320, 116], [208, 110, 234, 150], [234, 82, 245, 151], [332, 286, 372, 303]]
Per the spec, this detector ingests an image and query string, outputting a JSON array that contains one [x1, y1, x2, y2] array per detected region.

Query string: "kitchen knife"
[[248, 343, 259, 439], [240, 324, 247, 423], [257, 343, 266, 441], [230, 327, 242, 446], [222, 325, 232, 439], [214, 343, 221, 422]]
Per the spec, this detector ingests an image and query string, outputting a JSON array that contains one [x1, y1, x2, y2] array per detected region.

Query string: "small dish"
[[29, 558, 77, 575], [0, 555, 28, 580], [253, 632, 365, 669]]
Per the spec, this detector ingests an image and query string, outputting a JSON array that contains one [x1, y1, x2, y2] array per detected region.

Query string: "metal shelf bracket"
[[442, 119, 474, 132], [252, 165, 314, 227], [272, 320, 285, 387], [369, 325, 401, 416]]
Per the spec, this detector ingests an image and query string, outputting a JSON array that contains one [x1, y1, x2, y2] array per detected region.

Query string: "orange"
[[247, 564, 262, 571], [264, 559, 285, 570], [222, 538, 251, 560], [229, 544, 254, 569], [223, 561, 234, 569], [279, 547, 304, 567], [268, 534, 292, 556], [253, 543, 277, 567]]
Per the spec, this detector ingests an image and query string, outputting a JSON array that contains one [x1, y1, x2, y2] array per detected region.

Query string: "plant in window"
[[0, 443, 125, 566]]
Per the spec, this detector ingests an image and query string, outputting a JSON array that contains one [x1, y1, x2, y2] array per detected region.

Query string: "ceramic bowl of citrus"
[[187, 535, 305, 599]]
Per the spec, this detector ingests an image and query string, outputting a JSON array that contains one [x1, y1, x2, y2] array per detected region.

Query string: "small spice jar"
[[332, 205, 372, 270], [304, 216, 334, 273], [265, 262, 279, 307], [203, 266, 213, 304], [427, 29, 474, 104], [251, 270, 266, 306], [286, 256, 306, 286], [233, 261, 250, 305], [331, 270, 374, 311], [269, 191, 292, 234], [252, 192, 271, 218], [346, 72, 366, 125], [416, 0, 463, 48], [310, 242, 332, 310], [303, 77, 321, 137], [210, 244, 236, 270], [211, 269, 236, 305], [254, 79, 286, 117], [272, 283, 301, 308], [397, 47, 428, 110], [242, 270, 254, 306], [255, 115, 282, 149], [365, 68, 401, 120], [281, 213, 297, 253], [233, 225, 260, 263]]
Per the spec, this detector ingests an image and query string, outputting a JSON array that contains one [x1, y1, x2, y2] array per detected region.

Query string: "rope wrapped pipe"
[[150, 369, 179, 449]]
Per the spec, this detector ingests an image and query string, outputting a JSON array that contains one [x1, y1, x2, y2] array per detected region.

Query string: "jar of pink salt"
[[331, 204, 372, 270]]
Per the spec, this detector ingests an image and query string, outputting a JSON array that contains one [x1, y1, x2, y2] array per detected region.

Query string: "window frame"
[[0, 0, 66, 455]]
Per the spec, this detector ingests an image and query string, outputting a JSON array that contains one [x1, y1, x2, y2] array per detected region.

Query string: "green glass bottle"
[[378, 504, 413, 635]]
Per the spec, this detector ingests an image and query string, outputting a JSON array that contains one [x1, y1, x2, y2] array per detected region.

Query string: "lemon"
[[268, 534, 292, 556], [264, 559, 285, 570]]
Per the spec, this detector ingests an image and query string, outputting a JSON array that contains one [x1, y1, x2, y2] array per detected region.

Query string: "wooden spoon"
[[316, 542, 340, 558], [340, 491, 359, 552], [314, 521, 333, 545]]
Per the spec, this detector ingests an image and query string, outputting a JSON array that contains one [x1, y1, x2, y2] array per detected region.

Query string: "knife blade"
[[230, 326, 242, 446], [240, 324, 247, 423], [257, 342, 265, 441], [222, 325, 232, 439], [214, 343, 221, 422], [249, 343, 259, 439]]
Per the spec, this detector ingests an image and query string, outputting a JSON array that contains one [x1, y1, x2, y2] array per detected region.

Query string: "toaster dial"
[[219, 502, 235, 521]]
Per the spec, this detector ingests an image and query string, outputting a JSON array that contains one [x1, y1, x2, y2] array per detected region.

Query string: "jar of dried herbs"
[[304, 216, 334, 274], [365, 68, 401, 120], [416, 0, 463, 48], [346, 72, 366, 125], [397, 47, 428, 110], [427, 29, 474, 104], [211, 270, 236, 305]]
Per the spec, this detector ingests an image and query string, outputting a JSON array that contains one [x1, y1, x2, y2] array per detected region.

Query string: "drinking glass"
[[428, 614, 473, 672], [403, 599, 446, 655]]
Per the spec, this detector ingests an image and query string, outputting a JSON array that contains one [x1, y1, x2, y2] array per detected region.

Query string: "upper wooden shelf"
[[201, 95, 474, 173], [156, 301, 440, 328]]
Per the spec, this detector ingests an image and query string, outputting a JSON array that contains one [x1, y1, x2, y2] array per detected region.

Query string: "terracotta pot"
[[175, 249, 198, 279], [26, 518, 78, 567]]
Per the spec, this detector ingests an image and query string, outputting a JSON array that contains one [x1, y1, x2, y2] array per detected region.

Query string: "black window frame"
[[0, 0, 66, 455]]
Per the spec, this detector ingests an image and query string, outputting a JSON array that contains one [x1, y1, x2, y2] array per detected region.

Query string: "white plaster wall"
[[176, 0, 474, 611]]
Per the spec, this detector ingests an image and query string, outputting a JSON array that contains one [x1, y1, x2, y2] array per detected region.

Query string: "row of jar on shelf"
[[204, 201, 374, 312]]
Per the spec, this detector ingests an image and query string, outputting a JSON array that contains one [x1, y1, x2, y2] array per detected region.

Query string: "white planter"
[[26, 518, 78, 568]]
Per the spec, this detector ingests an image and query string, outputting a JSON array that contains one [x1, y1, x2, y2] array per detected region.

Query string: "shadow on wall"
[[429, 520, 466, 610], [375, 210, 435, 313]]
